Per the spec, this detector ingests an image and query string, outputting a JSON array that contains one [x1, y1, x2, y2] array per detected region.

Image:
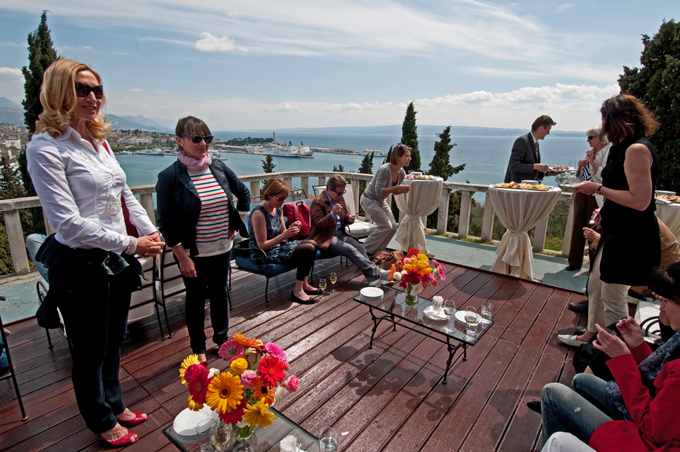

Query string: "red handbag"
[[282, 202, 311, 240]]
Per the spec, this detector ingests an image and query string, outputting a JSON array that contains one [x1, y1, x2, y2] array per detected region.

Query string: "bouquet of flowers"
[[389, 248, 446, 305], [179, 333, 299, 439]]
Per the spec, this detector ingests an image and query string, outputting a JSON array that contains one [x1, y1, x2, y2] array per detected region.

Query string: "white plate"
[[423, 305, 452, 320], [455, 310, 482, 324], [657, 190, 676, 196], [360, 287, 383, 301], [173, 405, 218, 438], [549, 166, 575, 173]]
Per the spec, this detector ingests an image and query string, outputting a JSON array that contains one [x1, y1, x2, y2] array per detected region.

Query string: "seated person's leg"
[[328, 233, 380, 282], [541, 432, 597, 452], [541, 382, 612, 445], [571, 373, 629, 420], [26, 233, 49, 283]]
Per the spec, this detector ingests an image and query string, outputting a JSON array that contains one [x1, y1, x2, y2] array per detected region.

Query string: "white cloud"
[[129, 88, 143, 92], [557, 3, 574, 13], [0, 67, 22, 77], [195, 32, 247, 52], [264, 102, 304, 113]]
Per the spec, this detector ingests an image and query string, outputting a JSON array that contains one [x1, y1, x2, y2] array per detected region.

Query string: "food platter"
[[656, 193, 680, 204], [548, 165, 575, 174], [494, 182, 551, 191]]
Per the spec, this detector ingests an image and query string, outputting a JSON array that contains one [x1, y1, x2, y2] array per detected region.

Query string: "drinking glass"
[[481, 302, 493, 323], [196, 418, 217, 452], [464, 306, 479, 337], [319, 427, 339, 452], [318, 278, 327, 300], [432, 297, 443, 314], [442, 299, 455, 318], [329, 272, 338, 293]]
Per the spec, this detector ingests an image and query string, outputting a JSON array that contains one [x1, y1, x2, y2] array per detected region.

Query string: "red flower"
[[257, 356, 286, 388], [403, 272, 422, 285], [187, 366, 211, 405], [219, 396, 247, 424], [407, 248, 420, 258]]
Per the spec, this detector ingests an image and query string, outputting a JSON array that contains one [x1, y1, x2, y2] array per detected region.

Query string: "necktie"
[[534, 141, 540, 162]]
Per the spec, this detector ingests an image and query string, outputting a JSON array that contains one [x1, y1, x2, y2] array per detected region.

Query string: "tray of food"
[[494, 182, 551, 191], [549, 165, 575, 173], [656, 193, 680, 204], [405, 173, 443, 180]]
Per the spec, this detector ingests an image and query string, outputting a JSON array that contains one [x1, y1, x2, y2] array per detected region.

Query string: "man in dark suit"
[[504, 115, 556, 183]]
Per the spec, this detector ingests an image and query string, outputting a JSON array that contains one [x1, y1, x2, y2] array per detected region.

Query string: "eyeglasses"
[[587, 135, 596, 140], [75, 82, 104, 99], [334, 189, 346, 196], [179, 134, 214, 144], [274, 195, 286, 202]]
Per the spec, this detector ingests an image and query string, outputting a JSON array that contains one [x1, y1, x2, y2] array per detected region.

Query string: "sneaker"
[[557, 334, 587, 347], [379, 269, 390, 280]]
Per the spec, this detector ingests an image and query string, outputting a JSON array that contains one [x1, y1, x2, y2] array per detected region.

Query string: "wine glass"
[[318, 278, 327, 300], [319, 427, 339, 452], [442, 299, 455, 318], [464, 306, 479, 337], [329, 272, 337, 293]]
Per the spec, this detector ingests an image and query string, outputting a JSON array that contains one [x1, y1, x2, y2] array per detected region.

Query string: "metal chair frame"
[[0, 296, 28, 420]]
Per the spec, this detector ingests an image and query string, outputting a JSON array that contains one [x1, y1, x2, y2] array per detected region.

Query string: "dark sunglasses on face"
[[587, 135, 596, 140], [75, 82, 104, 99], [179, 134, 214, 144], [335, 189, 346, 196], [274, 195, 286, 202]]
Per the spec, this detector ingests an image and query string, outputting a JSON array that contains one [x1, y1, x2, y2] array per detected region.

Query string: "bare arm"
[[172, 244, 196, 278], [251, 209, 298, 251]]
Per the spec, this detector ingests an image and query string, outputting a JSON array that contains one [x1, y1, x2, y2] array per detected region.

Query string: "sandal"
[[116, 411, 149, 427], [101, 429, 138, 447]]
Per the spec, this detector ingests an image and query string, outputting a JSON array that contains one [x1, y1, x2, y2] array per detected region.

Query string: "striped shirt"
[[188, 168, 232, 256]]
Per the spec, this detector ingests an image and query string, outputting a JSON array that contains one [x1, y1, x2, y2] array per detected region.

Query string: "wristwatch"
[[597, 185, 603, 192]]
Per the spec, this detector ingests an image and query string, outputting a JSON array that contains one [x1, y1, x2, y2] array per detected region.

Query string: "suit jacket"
[[309, 190, 351, 251], [156, 159, 250, 256], [504, 132, 544, 183]]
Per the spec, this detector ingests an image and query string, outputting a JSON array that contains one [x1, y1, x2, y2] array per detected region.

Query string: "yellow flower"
[[417, 253, 428, 262], [206, 372, 244, 414], [243, 399, 276, 428], [417, 261, 428, 271], [187, 394, 203, 411], [424, 267, 433, 274], [230, 357, 248, 376], [179, 354, 201, 385], [403, 263, 412, 271]]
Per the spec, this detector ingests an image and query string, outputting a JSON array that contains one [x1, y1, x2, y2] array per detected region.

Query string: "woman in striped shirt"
[[156, 116, 250, 363]]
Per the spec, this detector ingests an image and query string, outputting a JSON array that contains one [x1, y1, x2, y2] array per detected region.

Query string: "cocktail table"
[[353, 285, 493, 384], [163, 407, 319, 451]]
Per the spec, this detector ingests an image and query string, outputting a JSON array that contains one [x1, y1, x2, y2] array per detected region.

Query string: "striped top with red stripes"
[[188, 168, 232, 256]]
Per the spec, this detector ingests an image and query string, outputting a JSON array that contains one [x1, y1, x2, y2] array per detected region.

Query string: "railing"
[[0, 171, 577, 276]]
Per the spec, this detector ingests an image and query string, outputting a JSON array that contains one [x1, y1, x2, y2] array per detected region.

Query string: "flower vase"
[[210, 419, 232, 452], [405, 283, 419, 307], [232, 424, 257, 451]]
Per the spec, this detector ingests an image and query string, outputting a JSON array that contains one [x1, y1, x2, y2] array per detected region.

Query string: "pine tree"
[[401, 102, 421, 172], [358, 152, 374, 174], [618, 20, 680, 192], [261, 154, 276, 173], [0, 154, 27, 200], [428, 126, 465, 180], [333, 164, 345, 172], [384, 145, 393, 165], [21, 11, 58, 198]]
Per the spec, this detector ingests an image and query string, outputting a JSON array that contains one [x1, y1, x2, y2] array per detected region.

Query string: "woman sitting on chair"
[[249, 178, 320, 304]]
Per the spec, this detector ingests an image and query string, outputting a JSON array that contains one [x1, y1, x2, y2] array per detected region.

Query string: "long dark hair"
[[649, 262, 680, 305], [600, 94, 659, 144]]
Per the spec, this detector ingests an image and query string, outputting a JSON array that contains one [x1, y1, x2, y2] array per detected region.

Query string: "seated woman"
[[540, 261, 680, 451], [249, 179, 320, 304]]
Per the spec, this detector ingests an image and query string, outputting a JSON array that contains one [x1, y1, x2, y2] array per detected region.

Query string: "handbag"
[[282, 202, 311, 240]]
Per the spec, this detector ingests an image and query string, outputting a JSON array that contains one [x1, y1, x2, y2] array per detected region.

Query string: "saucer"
[[455, 310, 482, 324], [360, 287, 383, 302], [423, 305, 451, 321]]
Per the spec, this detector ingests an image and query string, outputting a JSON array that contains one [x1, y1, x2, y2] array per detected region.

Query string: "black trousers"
[[55, 265, 134, 434], [181, 252, 230, 354]]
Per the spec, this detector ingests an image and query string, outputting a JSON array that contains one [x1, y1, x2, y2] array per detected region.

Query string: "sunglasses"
[[75, 82, 104, 99], [587, 135, 596, 140], [335, 189, 346, 196], [274, 195, 286, 202], [179, 134, 214, 144]]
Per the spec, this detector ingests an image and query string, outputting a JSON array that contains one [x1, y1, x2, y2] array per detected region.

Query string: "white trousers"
[[542, 432, 596, 452], [360, 194, 397, 254], [587, 246, 630, 333]]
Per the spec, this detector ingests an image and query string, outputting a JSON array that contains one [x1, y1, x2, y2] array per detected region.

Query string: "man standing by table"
[[504, 115, 556, 183]]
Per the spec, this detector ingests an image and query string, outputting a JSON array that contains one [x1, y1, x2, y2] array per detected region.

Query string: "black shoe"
[[568, 301, 588, 314], [304, 288, 324, 295], [574, 326, 587, 335], [527, 399, 542, 414], [291, 292, 317, 304], [565, 265, 581, 271]]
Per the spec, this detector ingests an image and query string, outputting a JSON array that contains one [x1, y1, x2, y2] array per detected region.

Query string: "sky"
[[0, 0, 677, 132]]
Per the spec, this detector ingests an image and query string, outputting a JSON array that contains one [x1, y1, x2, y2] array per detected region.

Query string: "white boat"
[[137, 148, 165, 156], [244, 144, 314, 158]]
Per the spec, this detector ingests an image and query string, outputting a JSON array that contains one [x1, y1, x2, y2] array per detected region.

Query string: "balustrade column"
[[481, 193, 495, 241], [458, 191, 472, 238], [437, 188, 451, 234], [3, 210, 29, 275]]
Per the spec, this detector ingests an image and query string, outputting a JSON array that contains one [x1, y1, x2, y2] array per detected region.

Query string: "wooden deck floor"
[[0, 258, 586, 452]]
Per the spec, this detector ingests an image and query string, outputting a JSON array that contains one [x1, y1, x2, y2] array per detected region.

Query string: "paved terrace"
[[0, 252, 588, 452]]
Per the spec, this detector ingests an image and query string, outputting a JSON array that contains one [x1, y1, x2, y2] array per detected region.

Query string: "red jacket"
[[589, 351, 680, 451]]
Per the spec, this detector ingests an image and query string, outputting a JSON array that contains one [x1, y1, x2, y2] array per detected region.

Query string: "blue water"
[[119, 130, 589, 194]]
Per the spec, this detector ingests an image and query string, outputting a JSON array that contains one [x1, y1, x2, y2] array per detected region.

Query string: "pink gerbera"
[[219, 340, 245, 360], [432, 260, 446, 281], [263, 342, 288, 361]]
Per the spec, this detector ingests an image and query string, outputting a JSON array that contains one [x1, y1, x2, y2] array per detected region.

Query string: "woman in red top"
[[540, 261, 680, 451]]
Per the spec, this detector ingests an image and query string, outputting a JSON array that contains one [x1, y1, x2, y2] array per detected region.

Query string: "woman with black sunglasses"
[[26, 58, 164, 446], [156, 116, 250, 364]]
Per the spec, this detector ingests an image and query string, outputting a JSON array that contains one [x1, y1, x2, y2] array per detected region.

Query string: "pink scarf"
[[177, 150, 211, 171]]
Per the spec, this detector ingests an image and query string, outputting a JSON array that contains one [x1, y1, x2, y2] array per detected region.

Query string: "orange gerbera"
[[205, 372, 244, 414], [233, 333, 264, 352], [252, 378, 275, 405]]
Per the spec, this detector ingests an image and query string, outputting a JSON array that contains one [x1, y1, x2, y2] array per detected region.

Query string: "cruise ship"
[[244, 143, 314, 158]]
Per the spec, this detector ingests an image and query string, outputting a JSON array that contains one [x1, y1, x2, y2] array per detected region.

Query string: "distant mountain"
[[0, 97, 21, 109], [106, 114, 172, 132], [0, 97, 23, 125]]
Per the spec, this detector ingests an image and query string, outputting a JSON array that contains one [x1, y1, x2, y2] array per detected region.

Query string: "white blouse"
[[26, 126, 156, 253]]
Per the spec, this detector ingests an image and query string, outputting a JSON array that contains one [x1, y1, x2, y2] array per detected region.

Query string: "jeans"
[[182, 252, 230, 354], [26, 233, 49, 282], [328, 231, 380, 282], [541, 382, 612, 445], [572, 373, 628, 420]]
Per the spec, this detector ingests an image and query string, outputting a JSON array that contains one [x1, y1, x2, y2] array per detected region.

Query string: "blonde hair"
[[35, 58, 110, 140], [261, 178, 290, 200]]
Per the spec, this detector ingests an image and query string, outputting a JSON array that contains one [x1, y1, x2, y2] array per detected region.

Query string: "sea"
[[118, 125, 590, 197]]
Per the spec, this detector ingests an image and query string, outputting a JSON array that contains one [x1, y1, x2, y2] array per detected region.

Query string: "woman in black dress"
[[566, 94, 661, 345]]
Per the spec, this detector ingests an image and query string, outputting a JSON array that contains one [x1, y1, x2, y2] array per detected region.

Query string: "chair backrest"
[[128, 255, 157, 323], [157, 245, 186, 301], [315, 185, 357, 215]]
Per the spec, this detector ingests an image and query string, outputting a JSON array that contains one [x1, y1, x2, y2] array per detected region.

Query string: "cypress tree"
[[429, 126, 465, 180], [401, 102, 421, 172]]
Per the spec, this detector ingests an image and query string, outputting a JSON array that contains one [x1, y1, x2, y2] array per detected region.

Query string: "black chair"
[[0, 297, 28, 421], [37, 280, 73, 355]]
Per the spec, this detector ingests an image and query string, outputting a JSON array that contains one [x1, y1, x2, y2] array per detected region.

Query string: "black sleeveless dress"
[[599, 136, 660, 285]]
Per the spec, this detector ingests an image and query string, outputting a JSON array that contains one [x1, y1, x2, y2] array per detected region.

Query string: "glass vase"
[[210, 418, 232, 452], [232, 423, 257, 451], [405, 283, 419, 307]]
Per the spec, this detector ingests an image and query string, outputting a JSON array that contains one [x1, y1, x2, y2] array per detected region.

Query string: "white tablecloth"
[[656, 203, 680, 239], [488, 185, 562, 280], [394, 178, 444, 254]]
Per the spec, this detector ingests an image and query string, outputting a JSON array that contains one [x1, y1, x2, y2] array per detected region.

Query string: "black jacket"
[[156, 159, 250, 256]]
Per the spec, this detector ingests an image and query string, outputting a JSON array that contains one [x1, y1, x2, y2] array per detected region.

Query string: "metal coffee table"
[[353, 285, 493, 384]]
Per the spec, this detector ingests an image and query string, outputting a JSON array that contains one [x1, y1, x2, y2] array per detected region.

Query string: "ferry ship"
[[243, 143, 314, 158]]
